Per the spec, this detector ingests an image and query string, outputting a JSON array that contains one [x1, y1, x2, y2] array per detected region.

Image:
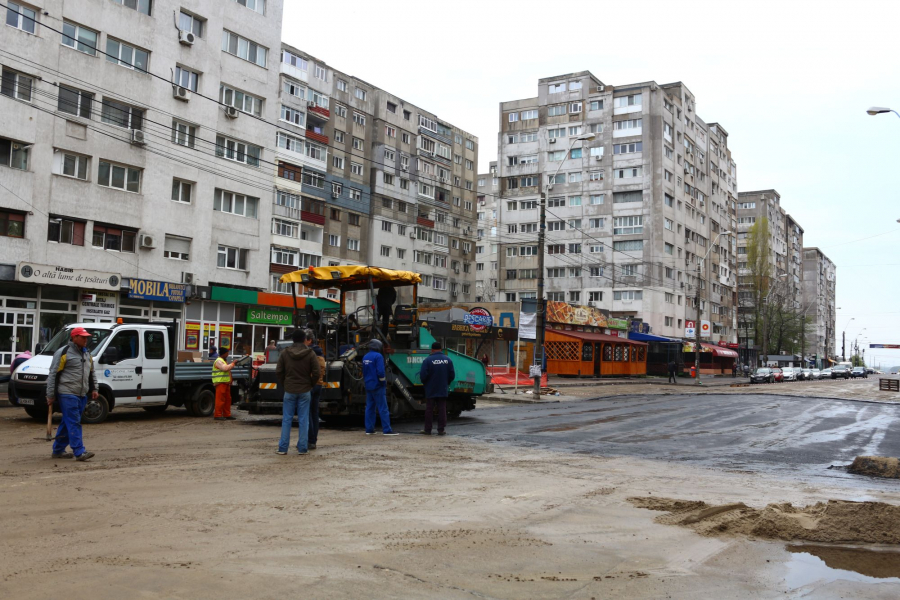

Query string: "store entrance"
[[0, 310, 35, 366]]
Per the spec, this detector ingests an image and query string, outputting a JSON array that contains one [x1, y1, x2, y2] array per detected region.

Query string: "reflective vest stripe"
[[211, 358, 231, 384]]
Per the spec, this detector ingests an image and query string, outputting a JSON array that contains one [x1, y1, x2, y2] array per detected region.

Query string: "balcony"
[[417, 216, 435, 228], [308, 103, 330, 121], [302, 210, 326, 226], [306, 128, 328, 145]]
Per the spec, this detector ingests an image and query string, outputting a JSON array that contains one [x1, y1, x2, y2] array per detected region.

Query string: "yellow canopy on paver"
[[279, 266, 422, 291]]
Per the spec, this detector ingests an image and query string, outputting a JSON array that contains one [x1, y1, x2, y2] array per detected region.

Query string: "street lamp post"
[[867, 107, 900, 119], [693, 230, 732, 385], [841, 317, 855, 362], [533, 132, 596, 399], [760, 274, 787, 367]]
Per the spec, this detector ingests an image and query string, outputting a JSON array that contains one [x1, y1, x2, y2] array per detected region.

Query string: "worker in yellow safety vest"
[[212, 347, 236, 421]]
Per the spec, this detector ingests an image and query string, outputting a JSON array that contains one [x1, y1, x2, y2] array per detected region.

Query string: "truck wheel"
[[190, 389, 215, 417], [448, 410, 462, 420], [24, 406, 47, 421], [142, 405, 168, 413], [82, 394, 110, 424]]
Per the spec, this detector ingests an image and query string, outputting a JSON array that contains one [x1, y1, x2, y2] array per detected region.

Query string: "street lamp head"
[[867, 106, 892, 116], [575, 133, 596, 142]]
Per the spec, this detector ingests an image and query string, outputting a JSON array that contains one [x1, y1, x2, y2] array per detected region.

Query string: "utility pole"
[[534, 188, 547, 399], [761, 295, 768, 368], [695, 265, 702, 385], [842, 330, 846, 362]]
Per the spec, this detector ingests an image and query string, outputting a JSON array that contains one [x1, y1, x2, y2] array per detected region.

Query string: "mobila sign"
[[128, 279, 189, 303]]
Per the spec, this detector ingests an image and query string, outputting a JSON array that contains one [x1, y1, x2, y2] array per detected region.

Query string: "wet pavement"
[[404, 393, 900, 483]]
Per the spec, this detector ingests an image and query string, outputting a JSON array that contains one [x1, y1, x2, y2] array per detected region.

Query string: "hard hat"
[[368, 339, 383, 352], [70, 327, 90, 338]]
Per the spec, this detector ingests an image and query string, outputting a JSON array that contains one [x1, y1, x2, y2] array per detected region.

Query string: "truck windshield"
[[40, 328, 113, 357]]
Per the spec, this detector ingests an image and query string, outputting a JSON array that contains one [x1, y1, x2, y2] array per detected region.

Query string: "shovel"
[[46, 407, 53, 441]]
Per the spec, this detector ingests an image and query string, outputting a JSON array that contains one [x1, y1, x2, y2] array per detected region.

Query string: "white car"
[[781, 367, 798, 382]]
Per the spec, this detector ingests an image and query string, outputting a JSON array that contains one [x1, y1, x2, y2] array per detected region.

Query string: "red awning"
[[549, 330, 647, 345], [702, 343, 738, 357]]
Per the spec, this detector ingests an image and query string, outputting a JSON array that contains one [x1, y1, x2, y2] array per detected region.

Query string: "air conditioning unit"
[[224, 106, 239, 119], [409, 231, 416, 239], [181, 272, 194, 285], [131, 129, 146, 145], [178, 30, 195, 46], [331, 192, 339, 198], [594, 155, 602, 161], [597, 85, 605, 92], [400, 165, 408, 171], [453, 268, 460, 274], [139, 234, 155, 249], [549, 138, 557, 144], [587, 301, 596, 307], [172, 85, 190, 101], [451, 291, 458, 297]]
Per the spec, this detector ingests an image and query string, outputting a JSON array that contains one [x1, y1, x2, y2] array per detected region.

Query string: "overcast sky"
[[284, 0, 900, 367]]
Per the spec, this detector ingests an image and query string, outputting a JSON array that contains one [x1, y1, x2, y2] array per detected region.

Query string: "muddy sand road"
[[1, 396, 900, 599]]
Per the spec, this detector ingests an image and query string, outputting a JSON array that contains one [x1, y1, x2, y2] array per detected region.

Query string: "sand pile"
[[848, 456, 900, 479], [629, 497, 900, 544]]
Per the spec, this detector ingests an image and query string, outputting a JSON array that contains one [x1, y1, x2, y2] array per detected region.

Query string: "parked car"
[[831, 365, 851, 379], [821, 368, 833, 378], [809, 369, 822, 380], [772, 367, 784, 383], [866, 368, 875, 374], [851, 367, 868, 379], [750, 368, 775, 384], [801, 369, 814, 381], [782, 367, 798, 382]]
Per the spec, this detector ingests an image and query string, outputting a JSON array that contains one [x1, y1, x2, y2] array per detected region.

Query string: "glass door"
[[0, 311, 36, 366]]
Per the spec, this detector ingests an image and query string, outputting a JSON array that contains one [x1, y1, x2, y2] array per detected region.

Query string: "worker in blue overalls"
[[361, 339, 398, 436]]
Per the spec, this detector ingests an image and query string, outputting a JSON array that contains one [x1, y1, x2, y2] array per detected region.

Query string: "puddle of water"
[[785, 545, 900, 587]]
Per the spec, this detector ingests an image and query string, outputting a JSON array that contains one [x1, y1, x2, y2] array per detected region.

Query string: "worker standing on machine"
[[361, 339, 398, 436], [375, 286, 396, 339]]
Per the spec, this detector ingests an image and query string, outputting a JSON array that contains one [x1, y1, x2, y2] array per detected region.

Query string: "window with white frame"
[[272, 218, 298, 238], [613, 290, 642, 300], [221, 30, 267, 67], [92, 224, 136, 252], [164, 235, 191, 260], [62, 20, 98, 55], [171, 120, 196, 148], [548, 104, 566, 117], [171, 178, 192, 203], [355, 87, 367, 100], [614, 142, 642, 154], [106, 38, 149, 71], [589, 218, 604, 229], [100, 99, 144, 130], [433, 277, 447, 291], [98, 160, 141, 192], [350, 162, 363, 175], [347, 238, 360, 251], [56, 151, 89, 181], [569, 172, 582, 183], [328, 234, 340, 247], [614, 94, 642, 107], [520, 109, 537, 120], [613, 240, 643, 251], [6, 2, 36, 33], [220, 84, 263, 116], [349, 188, 361, 200], [217, 135, 261, 166], [177, 10, 203, 36], [332, 155, 344, 169], [174, 65, 199, 92], [613, 216, 643, 235], [217, 245, 249, 270], [213, 189, 259, 218], [334, 104, 347, 118], [614, 166, 642, 179], [283, 79, 304, 98], [57, 85, 93, 118], [570, 102, 582, 113], [380, 245, 391, 258], [0, 68, 31, 103], [280, 105, 304, 126], [353, 112, 365, 126], [613, 118, 642, 131]]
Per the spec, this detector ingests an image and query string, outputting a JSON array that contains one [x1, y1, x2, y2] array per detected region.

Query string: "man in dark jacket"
[[667, 360, 677, 384], [362, 339, 397, 436], [275, 329, 320, 455], [375, 287, 396, 338], [46, 327, 97, 461], [419, 342, 456, 435]]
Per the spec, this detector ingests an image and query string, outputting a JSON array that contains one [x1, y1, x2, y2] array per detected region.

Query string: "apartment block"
[[495, 72, 739, 340], [475, 162, 500, 301], [272, 45, 480, 304], [0, 0, 284, 360], [801, 247, 836, 362]]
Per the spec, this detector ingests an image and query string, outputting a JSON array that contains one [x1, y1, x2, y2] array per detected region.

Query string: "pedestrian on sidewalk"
[[362, 339, 397, 436], [46, 327, 97, 461], [419, 342, 456, 436], [275, 329, 320, 455], [308, 342, 326, 450], [212, 347, 237, 421], [668, 360, 678, 384], [208, 338, 218, 359], [732, 362, 738, 378]]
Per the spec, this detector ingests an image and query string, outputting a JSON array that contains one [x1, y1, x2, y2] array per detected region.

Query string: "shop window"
[[603, 344, 613, 362], [622, 346, 629, 362], [614, 345, 623, 361], [0, 209, 25, 238], [581, 343, 593, 362], [47, 217, 85, 246]]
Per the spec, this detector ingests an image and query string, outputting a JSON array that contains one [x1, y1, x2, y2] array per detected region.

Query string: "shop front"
[[682, 342, 739, 374], [629, 332, 684, 375], [545, 329, 647, 377]]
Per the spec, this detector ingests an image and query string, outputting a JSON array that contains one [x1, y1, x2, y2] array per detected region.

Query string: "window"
[[352, 137, 364, 151], [332, 156, 344, 170], [547, 220, 565, 232], [164, 235, 191, 260], [568, 243, 582, 254], [385, 125, 397, 139], [0, 68, 31, 103], [106, 38, 149, 71], [220, 84, 263, 116], [613, 290, 642, 301], [334, 104, 347, 118], [548, 104, 566, 117], [62, 20, 98, 55], [614, 142, 643, 154], [570, 102, 582, 113], [665, 243, 674, 255], [6, 2, 36, 33], [55, 85, 92, 119], [589, 147, 605, 160], [100, 99, 143, 130], [0, 209, 24, 238], [614, 166, 642, 179], [213, 189, 259, 218], [613, 240, 643, 251], [664, 193, 674, 207], [613, 119, 642, 131], [353, 112, 366, 126], [466, 139, 475, 150], [547, 268, 565, 278], [328, 234, 340, 247], [613, 191, 642, 204], [589, 244, 603, 254], [589, 100, 603, 111], [221, 30, 267, 67], [98, 160, 141, 192], [58, 151, 89, 180], [0, 137, 27, 171], [171, 120, 196, 148], [548, 150, 565, 162], [47, 217, 84, 245], [614, 94, 642, 107], [171, 179, 192, 203], [548, 82, 566, 94], [280, 105, 304, 126], [567, 219, 582, 230], [171, 66, 200, 94], [178, 10, 203, 37], [568, 172, 582, 183], [570, 148, 582, 159], [111, 0, 151, 15], [400, 178, 409, 190], [508, 112, 518, 123], [589, 218, 604, 229], [613, 216, 643, 235], [520, 109, 538, 120], [272, 218, 298, 238], [217, 135, 261, 167], [351, 162, 363, 175], [347, 238, 360, 251], [92, 224, 136, 253], [383, 173, 394, 185], [283, 79, 305, 99], [217, 245, 249, 270]]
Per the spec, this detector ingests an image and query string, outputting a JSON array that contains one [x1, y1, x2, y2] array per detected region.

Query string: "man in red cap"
[[46, 327, 98, 461]]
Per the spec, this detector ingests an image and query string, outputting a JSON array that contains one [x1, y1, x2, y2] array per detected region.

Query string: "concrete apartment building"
[[272, 44, 480, 305], [735, 190, 805, 350], [0, 0, 285, 361], [494, 72, 739, 341], [475, 161, 500, 301], [801, 247, 836, 363]]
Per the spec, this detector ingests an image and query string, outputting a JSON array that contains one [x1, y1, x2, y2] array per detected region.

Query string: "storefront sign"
[[128, 279, 188, 303], [685, 320, 696, 337], [607, 318, 629, 330], [17, 262, 120, 290], [248, 307, 293, 325], [545, 301, 609, 328], [700, 320, 711, 338], [79, 290, 117, 320], [185, 322, 200, 350], [463, 307, 493, 332], [420, 319, 518, 341]]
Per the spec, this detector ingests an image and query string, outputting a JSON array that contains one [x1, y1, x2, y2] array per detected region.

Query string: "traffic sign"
[[685, 320, 696, 337]]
